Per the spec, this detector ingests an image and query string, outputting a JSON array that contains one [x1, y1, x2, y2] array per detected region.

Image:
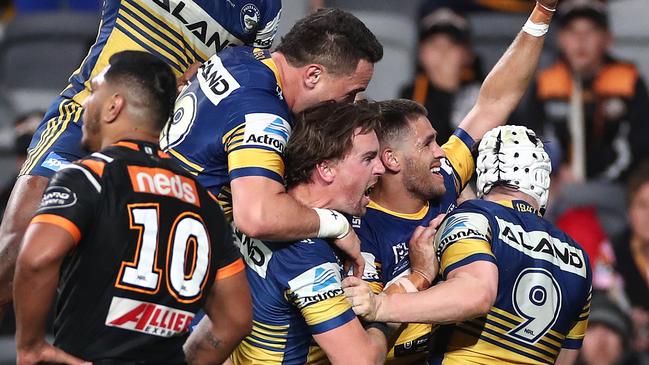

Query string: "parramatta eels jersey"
[[62, 0, 281, 105], [29, 140, 243, 362], [431, 199, 592, 365], [353, 128, 475, 364], [231, 230, 356, 365], [161, 46, 291, 218]]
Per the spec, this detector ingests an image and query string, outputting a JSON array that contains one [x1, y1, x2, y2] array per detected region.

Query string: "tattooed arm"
[[184, 269, 252, 364]]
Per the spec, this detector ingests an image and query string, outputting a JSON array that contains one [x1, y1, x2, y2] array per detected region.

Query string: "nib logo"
[[105, 297, 194, 337]]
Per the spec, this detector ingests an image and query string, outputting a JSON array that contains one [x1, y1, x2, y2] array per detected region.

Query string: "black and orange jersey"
[[31, 140, 243, 363], [522, 57, 649, 180]]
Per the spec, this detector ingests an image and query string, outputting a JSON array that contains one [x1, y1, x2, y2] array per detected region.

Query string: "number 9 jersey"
[[431, 199, 592, 365], [29, 140, 243, 362]]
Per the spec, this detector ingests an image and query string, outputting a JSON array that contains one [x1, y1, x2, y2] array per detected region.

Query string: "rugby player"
[[0, 0, 281, 320], [229, 101, 428, 365], [14, 51, 251, 364], [161, 8, 383, 274], [345, 125, 592, 365], [351, 0, 560, 362]]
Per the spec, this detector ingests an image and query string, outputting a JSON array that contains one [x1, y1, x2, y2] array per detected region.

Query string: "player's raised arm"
[[459, 0, 558, 140]]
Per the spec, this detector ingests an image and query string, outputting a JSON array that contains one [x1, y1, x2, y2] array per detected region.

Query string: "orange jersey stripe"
[[114, 141, 140, 150], [80, 159, 106, 177], [31, 214, 82, 244], [216, 258, 245, 280]]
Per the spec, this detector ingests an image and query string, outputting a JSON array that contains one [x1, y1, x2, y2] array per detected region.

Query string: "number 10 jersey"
[[30, 140, 242, 363]]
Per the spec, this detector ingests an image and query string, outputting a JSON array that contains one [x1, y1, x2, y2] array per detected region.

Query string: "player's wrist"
[[314, 208, 350, 239], [408, 270, 433, 291], [523, 2, 555, 37]]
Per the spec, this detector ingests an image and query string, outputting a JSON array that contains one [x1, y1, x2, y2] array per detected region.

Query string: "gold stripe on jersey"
[[567, 294, 591, 341], [114, 18, 185, 72], [306, 345, 329, 365], [167, 149, 203, 175], [216, 186, 233, 220], [227, 148, 285, 176], [441, 135, 475, 189], [367, 200, 430, 220], [131, 0, 211, 62], [120, 1, 193, 63], [21, 101, 82, 176], [440, 238, 494, 275], [232, 338, 284, 364], [116, 9, 189, 68], [368, 281, 383, 293], [223, 123, 246, 150], [453, 322, 556, 364], [261, 56, 283, 90], [301, 296, 351, 327], [464, 318, 560, 357]]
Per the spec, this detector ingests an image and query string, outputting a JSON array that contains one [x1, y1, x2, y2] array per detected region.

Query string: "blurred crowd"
[[0, 0, 647, 364]]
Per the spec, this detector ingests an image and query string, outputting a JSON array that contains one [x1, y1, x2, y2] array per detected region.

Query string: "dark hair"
[[275, 8, 383, 75], [627, 161, 649, 202], [106, 51, 177, 131], [374, 99, 427, 145], [284, 101, 380, 188]]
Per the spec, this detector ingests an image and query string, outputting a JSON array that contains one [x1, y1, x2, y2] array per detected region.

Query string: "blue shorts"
[[20, 95, 86, 178]]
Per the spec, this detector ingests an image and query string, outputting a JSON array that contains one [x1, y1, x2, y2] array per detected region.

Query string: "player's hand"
[[537, 0, 558, 11], [17, 341, 90, 365], [176, 62, 203, 93], [408, 214, 445, 283], [334, 229, 365, 278], [343, 276, 383, 321]]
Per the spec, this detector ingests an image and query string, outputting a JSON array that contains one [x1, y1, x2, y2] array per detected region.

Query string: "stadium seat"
[[350, 11, 417, 101], [0, 11, 99, 115]]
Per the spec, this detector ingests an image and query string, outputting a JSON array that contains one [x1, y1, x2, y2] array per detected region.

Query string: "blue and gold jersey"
[[354, 129, 475, 363], [161, 46, 291, 218], [231, 231, 356, 365], [62, 0, 281, 105], [431, 199, 592, 365]]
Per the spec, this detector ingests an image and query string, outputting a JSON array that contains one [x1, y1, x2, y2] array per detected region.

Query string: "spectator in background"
[[400, 6, 484, 144], [614, 162, 649, 354], [577, 293, 648, 365], [520, 0, 649, 183], [0, 111, 41, 216]]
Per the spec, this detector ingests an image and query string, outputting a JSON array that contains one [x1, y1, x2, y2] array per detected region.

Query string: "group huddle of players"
[[0, 1, 593, 364]]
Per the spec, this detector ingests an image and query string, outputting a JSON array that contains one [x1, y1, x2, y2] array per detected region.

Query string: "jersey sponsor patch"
[[435, 212, 491, 255], [142, 0, 239, 55], [254, 9, 281, 48], [105, 296, 194, 337], [242, 113, 291, 153], [127, 166, 199, 206], [287, 262, 343, 309], [495, 217, 588, 278], [40, 186, 77, 209], [41, 151, 69, 172], [198, 55, 240, 106], [233, 228, 273, 278]]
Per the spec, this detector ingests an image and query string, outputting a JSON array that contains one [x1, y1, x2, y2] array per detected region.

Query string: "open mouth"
[[364, 180, 378, 197], [430, 165, 441, 175]]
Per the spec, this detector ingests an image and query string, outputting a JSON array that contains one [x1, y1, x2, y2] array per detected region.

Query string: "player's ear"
[[315, 160, 336, 183], [105, 93, 125, 124], [381, 148, 400, 173], [304, 64, 324, 90]]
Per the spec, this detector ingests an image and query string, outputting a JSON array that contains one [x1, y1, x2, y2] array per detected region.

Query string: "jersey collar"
[[257, 48, 283, 91], [367, 200, 430, 220], [495, 199, 542, 216]]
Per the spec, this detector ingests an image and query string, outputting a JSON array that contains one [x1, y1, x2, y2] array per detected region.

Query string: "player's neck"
[[271, 52, 296, 111], [370, 176, 426, 215], [102, 129, 160, 149], [288, 184, 334, 211], [484, 188, 539, 211]]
